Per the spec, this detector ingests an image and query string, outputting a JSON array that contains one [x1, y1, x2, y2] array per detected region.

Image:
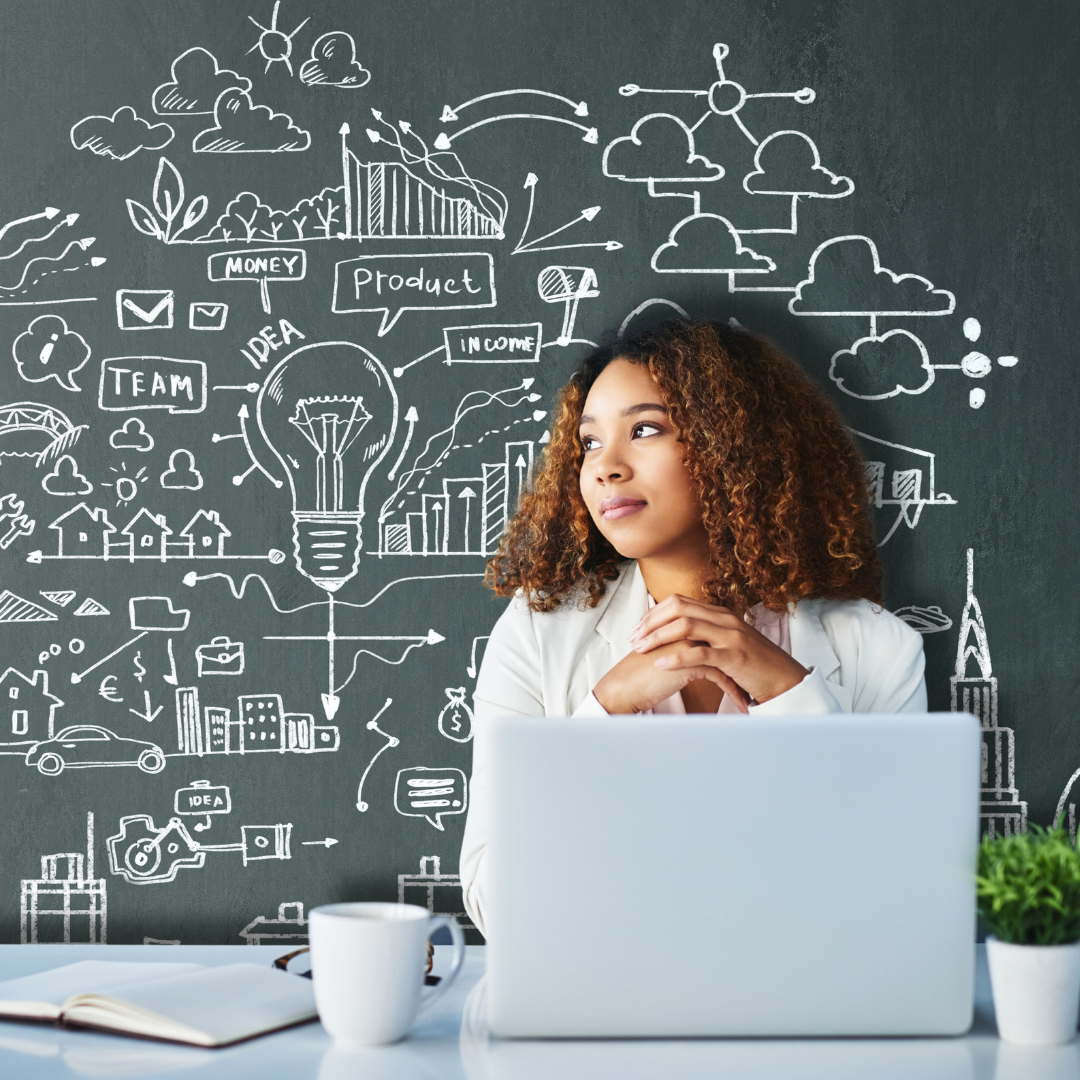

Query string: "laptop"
[[483, 711, 980, 1038]]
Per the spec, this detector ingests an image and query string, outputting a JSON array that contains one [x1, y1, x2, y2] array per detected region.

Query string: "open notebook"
[[0, 960, 317, 1046]]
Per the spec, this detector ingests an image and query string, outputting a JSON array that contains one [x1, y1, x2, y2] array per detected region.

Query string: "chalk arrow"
[[387, 406, 419, 481], [442, 90, 589, 119], [365, 128, 380, 143], [522, 377, 535, 389], [76, 236, 96, 250], [524, 173, 538, 188], [302, 837, 339, 848], [321, 692, 341, 720], [0, 207, 60, 245], [129, 690, 164, 723], [434, 115, 598, 149], [426, 629, 446, 645], [26, 550, 42, 564], [91, 256, 107, 266], [339, 122, 350, 135]]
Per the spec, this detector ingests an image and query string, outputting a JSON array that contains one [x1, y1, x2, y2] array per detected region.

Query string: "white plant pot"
[[986, 937, 1080, 1045]]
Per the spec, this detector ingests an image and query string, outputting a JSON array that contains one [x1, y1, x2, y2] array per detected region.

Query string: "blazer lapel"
[[582, 562, 650, 696], [789, 600, 854, 712]]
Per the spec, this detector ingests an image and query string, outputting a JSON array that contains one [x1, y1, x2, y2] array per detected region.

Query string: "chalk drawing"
[[153, 47, 252, 116], [514, 173, 621, 254], [195, 636, 245, 676], [12, 314, 90, 391], [70, 107, 174, 160], [356, 697, 399, 812], [240, 901, 308, 945], [397, 855, 475, 931], [438, 687, 473, 743], [394, 766, 467, 831], [126, 157, 208, 244], [0, 493, 35, 549], [0, 668, 63, 754], [21, 813, 105, 943], [194, 87, 311, 153], [247, 2, 310, 76], [40, 455, 93, 498], [300, 31, 371, 88], [109, 418, 154, 453], [950, 549, 1026, 838], [855, 430, 957, 546], [26, 726, 167, 777]]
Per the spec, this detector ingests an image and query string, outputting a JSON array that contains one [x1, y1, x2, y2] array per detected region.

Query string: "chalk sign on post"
[[207, 248, 306, 315], [332, 252, 496, 336]]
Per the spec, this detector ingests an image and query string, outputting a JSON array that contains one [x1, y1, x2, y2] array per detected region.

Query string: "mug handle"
[[418, 916, 465, 1014]]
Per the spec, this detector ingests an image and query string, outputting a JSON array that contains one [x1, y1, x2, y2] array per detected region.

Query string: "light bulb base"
[[292, 512, 362, 593]]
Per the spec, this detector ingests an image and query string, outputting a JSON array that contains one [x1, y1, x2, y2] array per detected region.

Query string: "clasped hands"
[[592, 594, 809, 716]]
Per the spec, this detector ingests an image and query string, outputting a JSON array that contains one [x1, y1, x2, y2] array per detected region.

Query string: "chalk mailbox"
[[207, 248, 306, 315]]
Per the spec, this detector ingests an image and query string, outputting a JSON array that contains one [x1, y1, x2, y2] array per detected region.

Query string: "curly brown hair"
[[485, 318, 883, 615]]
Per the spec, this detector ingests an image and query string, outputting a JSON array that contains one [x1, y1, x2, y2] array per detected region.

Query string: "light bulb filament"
[[289, 396, 372, 512]]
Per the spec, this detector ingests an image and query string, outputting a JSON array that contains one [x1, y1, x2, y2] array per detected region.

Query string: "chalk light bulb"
[[256, 341, 398, 592]]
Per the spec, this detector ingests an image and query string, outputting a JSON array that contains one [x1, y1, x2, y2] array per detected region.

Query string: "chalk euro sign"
[[332, 253, 496, 336]]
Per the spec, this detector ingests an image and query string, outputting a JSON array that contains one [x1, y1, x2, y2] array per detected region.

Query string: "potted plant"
[[977, 825, 1080, 1045]]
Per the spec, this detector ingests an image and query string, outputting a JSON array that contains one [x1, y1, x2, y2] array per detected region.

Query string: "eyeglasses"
[[273, 942, 441, 984]]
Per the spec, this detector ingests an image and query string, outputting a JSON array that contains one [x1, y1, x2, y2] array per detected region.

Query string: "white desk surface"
[[0, 944, 1076, 1080]]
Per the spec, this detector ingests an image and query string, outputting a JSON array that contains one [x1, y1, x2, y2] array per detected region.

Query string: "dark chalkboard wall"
[[0, 0, 1076, 944]]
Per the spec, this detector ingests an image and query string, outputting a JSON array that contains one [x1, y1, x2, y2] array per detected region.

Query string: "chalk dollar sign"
[[132, 651, 146, 683]]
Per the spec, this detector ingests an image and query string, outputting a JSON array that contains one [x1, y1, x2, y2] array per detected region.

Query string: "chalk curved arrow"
[[440, 89, 588, 122]]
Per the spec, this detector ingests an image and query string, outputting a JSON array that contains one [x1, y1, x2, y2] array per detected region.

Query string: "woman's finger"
[[633, 616, 739, 654], [630, 596, 737, 643], [664, 664, 751, 712]]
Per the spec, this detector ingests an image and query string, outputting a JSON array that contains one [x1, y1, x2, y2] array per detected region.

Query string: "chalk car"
[[25, 726, 167, 776]]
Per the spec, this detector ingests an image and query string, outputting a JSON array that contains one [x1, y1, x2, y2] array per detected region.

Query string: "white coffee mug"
[[309, 902, 465, 1045]]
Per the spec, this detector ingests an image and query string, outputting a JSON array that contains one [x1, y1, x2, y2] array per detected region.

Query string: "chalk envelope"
[[129, 596, 191, 632], [333, 253, 496, 337], [394, 766, 468, 830]]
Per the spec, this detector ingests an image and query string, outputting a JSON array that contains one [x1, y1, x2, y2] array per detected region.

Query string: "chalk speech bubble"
[[99, 357, 207, 414], [207, 247, 305, 315], [13, 315, 91, 392], [394, 766, 467, 831], [333, 252, 496, 336]]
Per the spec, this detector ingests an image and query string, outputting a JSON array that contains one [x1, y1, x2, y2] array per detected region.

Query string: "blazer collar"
[[594, 561, 650, 644], [789, 600, 852, 711]]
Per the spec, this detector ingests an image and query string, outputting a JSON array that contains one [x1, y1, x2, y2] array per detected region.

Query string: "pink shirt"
[[649, 598, 791, 715]]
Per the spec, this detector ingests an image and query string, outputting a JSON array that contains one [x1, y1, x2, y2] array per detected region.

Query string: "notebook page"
[[0, 961, 202, 1020], [63, 964, 317, 1046]]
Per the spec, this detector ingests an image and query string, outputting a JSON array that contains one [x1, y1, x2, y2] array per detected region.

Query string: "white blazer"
[[459, 560, 927, 936]]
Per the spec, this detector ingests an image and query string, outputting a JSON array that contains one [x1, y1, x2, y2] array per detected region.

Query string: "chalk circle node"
[[969, 388, 986, 409], [268, 548, 286, 564], [137, 749, 166, 774], [960, 351, 992, 378], [708, 80, 746, 115], [69, 639, 85, 654]]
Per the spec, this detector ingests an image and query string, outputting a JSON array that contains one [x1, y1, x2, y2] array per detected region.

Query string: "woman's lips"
[[601, 499, 647, 520]]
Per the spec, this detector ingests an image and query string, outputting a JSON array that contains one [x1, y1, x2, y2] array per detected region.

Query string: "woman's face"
[[578, 358, 710, 563]]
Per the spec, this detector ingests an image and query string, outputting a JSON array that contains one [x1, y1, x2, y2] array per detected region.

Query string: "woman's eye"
[[632, 422, 663, 438], [580, 434, 599, 451]]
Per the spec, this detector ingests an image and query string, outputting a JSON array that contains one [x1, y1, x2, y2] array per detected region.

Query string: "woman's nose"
[[593, 443, 628, 482]]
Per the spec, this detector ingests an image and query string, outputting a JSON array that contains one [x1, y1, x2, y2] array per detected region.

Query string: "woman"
[[460, 319, 926, 936]]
